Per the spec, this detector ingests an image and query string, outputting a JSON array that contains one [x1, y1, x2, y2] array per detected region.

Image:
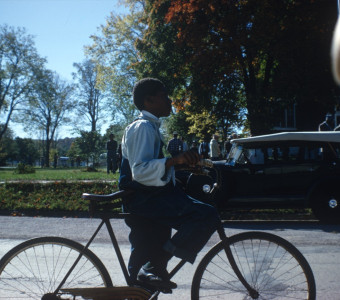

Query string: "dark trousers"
[[124, 184, 220, 281], [107, 151, 117, 173]]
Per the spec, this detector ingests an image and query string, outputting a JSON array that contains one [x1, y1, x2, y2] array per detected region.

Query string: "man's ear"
[[145, 95, 154, 104], [144, 95, 155, 108]]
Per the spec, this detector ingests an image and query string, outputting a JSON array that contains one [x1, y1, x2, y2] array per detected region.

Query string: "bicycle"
[[0, 161, 316, 299]]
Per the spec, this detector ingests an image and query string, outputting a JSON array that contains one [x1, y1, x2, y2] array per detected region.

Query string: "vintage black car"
[[185, 132, 340, 222]]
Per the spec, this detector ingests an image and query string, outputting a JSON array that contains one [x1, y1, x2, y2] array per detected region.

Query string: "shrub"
[[0, 181, 118, 212], [82, 166, 98, 172], [14, 163, 35, 174]]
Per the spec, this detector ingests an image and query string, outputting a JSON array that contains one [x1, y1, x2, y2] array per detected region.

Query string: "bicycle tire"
[[0, 236, 113, 299], [191, 231, 316, 300]]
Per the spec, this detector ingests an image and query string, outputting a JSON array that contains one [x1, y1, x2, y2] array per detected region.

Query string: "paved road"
[[0, 216, 340, 299]]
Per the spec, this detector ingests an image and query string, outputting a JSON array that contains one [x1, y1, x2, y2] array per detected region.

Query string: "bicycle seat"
[[82, 190, 134, 218]]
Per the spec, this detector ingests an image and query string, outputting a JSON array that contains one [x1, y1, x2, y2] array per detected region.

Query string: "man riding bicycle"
[[119, 78, 220, 292]]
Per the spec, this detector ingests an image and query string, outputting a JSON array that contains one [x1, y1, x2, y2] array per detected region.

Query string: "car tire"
[[310, 181, 340, 223]]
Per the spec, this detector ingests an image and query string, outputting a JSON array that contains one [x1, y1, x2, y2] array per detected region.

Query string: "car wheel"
[[310, 183, 340, 223]]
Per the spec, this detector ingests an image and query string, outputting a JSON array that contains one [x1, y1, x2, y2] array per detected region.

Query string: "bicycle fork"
[[217, 225, 260, 299]]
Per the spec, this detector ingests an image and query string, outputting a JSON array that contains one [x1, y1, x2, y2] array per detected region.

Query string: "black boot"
[[137, 252, 176, 291]]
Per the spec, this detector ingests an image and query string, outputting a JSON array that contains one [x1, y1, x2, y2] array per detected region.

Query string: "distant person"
[[190, 141, 199, 153], [318, 114, 334, 131], [166, 132, 183, 157], [179, 136, 188, 151], [209, 134, 221, 161], [107, 134, 118, 174], [198, 138, 210, 159]]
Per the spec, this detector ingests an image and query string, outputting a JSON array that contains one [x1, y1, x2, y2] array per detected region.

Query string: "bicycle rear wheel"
[[191, 231, 316, 300], [0, 236, 112, 299]]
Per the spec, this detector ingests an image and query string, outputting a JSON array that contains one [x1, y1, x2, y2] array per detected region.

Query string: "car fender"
[[306, 176, 340, 204]]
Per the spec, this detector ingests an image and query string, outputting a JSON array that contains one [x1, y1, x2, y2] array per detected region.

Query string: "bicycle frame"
[[52, 213, 187, 297], [52, 211, 258, 299], [53, 163, 259, 298]]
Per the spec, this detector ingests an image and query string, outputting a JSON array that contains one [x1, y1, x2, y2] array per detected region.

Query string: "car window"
[[229, 141, 340, 166], [226, 145, 243, 166]]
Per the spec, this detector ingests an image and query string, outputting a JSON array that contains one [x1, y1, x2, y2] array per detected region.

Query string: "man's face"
[[147, 90, 172, 118]]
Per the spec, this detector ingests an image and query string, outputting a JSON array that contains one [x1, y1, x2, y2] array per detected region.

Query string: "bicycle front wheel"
[[0, 236, 112, 299], [192, 231, 316, 300]]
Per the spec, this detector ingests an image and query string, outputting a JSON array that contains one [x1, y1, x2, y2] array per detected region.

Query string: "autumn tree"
[[0, 25, 45, 141], [138, 0, 339, 135], [134, 0, 247, 136]]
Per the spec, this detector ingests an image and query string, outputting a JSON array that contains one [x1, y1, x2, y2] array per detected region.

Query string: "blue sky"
[[1, 0, 127, 137], [1, 0, 126, 81]]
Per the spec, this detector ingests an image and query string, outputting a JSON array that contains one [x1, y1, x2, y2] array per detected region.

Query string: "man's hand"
[[165, 150, 201, 169]]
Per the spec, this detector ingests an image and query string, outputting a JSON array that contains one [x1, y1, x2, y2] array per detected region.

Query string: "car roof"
[[231, 131, 340, 144]]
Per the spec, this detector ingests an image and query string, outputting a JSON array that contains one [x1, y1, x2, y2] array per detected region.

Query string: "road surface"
[[0, 216, 340, 299]]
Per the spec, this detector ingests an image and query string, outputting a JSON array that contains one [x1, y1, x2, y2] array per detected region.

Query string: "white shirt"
[[121, 110, 175, 186]]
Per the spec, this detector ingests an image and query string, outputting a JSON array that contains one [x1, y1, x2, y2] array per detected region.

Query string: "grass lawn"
[[0, 167, 119, 181]]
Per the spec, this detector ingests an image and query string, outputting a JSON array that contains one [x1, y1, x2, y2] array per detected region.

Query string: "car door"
[[229, 145, 280, 199], [280, 142, 336, 197]]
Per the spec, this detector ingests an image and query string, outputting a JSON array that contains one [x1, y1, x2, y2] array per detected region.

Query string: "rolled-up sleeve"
[[123, 120, 173, 186]]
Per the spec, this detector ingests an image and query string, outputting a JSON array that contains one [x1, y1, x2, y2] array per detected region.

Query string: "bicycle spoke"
[[192, 232, 315, 300], [0, 237, 110, 299]]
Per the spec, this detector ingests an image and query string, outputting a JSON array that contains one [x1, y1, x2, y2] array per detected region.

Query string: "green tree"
[[74, 130, 104, 166], [19, 69, 74, 167], [72, 59, 105, 132], [186, 110, 218, 141], [0, 126, 15, 165], [0, 25, 45, 141], [14, 137, 39, 165], [87, 8, 142, 125], [67, 141, 83, 163], [163, 111, 191, 141]]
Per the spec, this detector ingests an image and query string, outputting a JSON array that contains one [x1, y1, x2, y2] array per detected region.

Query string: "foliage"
[[186, 110, 218, 141], [56, 137, 75, 157], [134, 0, 191, 107], [14, 137, 40, 165], [87, 9, 142, 125], [67, 141, 83, 162], [0, 126, 16, 165], [82, 166, 98, 172], [13, 163, 35, 174], [18, 69, 75, 167], [163, 111, 192, 142], [136, 0, 339, 135], [0, 181, 118, 212], [0, 25, 46, 141], [73, 130, 104, 165], [0, 167, 118, 181], [72, 59, 106, 132]]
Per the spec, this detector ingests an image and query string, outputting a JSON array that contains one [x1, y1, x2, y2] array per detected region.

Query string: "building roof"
[[231, 132, 340, 144]]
